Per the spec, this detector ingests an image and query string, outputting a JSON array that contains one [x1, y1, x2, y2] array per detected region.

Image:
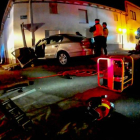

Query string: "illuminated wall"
[[32, 3, 126, 46], [14, 3, 32, 48], [0, 6, 15, 63], [12, 2, 127, 48], [124, 1, 140, 50]]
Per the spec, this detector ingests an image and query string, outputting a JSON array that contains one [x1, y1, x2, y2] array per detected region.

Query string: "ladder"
[[0, 98, 33, 131], [0, 98, 46, 139]]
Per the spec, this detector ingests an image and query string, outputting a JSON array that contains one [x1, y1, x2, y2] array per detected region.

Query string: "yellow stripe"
[[99, 103, 110, 109]]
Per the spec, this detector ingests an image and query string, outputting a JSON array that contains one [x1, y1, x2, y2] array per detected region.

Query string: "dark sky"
[[83, 0, 140, 10], [0, 0, 140, 27], [0, 0, 9, 25]]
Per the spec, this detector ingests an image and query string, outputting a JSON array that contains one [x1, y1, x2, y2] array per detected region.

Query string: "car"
[[34, 34, 94, 65]]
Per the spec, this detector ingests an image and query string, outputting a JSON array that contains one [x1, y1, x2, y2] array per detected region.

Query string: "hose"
[[27, 69, 97, 80]]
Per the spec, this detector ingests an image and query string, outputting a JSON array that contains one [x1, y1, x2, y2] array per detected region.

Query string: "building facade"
[[125, 1, 140, 45], [0, 0, 139, 64]]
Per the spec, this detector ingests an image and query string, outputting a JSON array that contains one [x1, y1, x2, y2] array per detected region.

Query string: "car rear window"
[[63, 34, 85, 42]]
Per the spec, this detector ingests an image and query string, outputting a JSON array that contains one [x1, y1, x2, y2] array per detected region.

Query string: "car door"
[[35, 38, 48, 58], [45, 36, 61, 58]]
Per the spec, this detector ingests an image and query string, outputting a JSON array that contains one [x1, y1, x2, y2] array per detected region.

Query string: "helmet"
[[102, 22, 107, 26]]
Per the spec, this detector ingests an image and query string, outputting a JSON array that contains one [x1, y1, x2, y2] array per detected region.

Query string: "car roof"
[[41, 34, 86, 40], [39, 34, 86, 44], [51, 34, 86, 40], [49, 34, 83, 37]]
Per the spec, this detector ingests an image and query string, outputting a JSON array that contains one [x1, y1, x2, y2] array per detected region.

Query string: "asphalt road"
[[0, 55, 140, 139]]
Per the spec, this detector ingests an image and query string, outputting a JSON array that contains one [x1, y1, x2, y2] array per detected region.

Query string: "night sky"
[[0, 0, 8, 24], [0, 0, 140, 28]]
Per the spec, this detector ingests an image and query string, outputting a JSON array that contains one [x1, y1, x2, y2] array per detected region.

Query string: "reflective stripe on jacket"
[[103, 28, 109, 38], [93, 24, 103, 37]]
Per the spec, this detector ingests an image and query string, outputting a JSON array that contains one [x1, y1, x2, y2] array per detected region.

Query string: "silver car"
[[35, 34, 94, 65]]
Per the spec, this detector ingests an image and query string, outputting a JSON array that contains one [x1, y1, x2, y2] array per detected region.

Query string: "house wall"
[[125, 1, 140, 48], [14, 3, 32, 48], [13, 2, 126, 47], [33, 3, 126, 45]]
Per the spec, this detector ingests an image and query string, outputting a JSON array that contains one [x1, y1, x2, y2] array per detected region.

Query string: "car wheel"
[[57, 52, 69, 65]]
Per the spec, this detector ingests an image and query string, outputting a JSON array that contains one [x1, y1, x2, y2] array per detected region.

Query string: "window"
[[79, 9, 88, 24], [114, 13, 118, 21], [130, 10, 136, 20], [20, 15, 27, 19], [45, 30, 60, 38], [49, 3, 58, 14]]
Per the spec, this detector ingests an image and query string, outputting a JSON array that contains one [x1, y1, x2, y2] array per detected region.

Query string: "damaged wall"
[[14, 3, 32, 48]]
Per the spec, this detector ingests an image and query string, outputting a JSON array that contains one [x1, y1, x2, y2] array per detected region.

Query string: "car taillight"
[[81, 40, 90, 48]]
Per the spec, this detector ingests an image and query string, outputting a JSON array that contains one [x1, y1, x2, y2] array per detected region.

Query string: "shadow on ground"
[[30, 104, 140, 140], [34, 57, 96, 72]]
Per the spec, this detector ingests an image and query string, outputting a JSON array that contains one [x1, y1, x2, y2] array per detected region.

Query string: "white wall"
[[14, 3, 32, 48], [32, 3, 126, 45]]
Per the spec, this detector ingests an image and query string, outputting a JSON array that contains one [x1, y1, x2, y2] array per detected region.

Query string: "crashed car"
[[34, 34, 94, 65]]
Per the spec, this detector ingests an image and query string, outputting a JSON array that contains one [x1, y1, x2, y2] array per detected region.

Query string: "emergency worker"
[[135, 39, 140, 51], [102, 22, 109, 55], [89, 19, 103, 56]]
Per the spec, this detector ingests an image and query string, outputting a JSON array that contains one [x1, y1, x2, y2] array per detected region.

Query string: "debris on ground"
[[2, 63, 21, 71], [11, 47, 36, 69], [0, 79, 31, 90], [1, 47, 36, 71], [0, 69, 33, 91]]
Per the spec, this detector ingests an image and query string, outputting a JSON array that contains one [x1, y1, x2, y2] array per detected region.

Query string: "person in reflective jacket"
[[89, 19, 103, 57], [102, 22, 109, 55]]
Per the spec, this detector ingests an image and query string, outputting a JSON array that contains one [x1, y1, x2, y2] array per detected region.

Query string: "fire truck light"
[[122, 29, 126, 33], [134, 31, 137, 35], [119, 28, 122, 32]]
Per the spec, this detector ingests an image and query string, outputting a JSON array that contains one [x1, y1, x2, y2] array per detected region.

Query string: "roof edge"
[[125, 0, 140, 10]]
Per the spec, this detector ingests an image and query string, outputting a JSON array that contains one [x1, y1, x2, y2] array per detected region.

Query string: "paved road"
[[0, 65, 98, 112]]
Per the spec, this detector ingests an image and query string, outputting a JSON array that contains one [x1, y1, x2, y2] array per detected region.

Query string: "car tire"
[[57, 51, 69, 65]]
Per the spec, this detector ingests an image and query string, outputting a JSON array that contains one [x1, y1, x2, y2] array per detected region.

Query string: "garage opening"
[[45, 30, 60, 38]]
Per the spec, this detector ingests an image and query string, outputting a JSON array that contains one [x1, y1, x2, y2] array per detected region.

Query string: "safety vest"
[[103, 28, 109, 38], [93, 24, 103, 37]]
